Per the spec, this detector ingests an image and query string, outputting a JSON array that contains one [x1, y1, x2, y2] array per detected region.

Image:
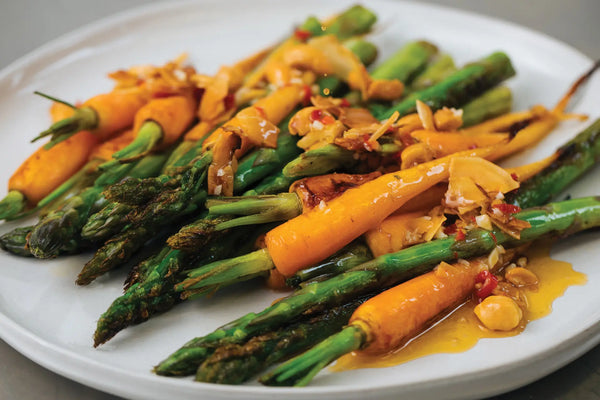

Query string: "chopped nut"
[[474, 295, 523, 331], [505, 267, 538, 287], [475, 214, 493, 230], [517, 257, 528, 268]]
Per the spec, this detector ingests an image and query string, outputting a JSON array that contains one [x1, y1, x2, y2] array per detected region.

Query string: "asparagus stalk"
[[207, 193, 302, 230], [165, 214, 232, 252], [408, 54, 456, 92], [321, 5, 377, 40], [282, 143, 360, 178], [233, 133, 301, 194], [76, 182, 208, 285], [0, 191, 26, 220], [460, 86, 512, 127], [79, 202, 134, 242], [93, 222, 267, 346], [93, 248, 186, 345], [81, 141, 195, 242], [0, 226, 34, 257], [260, 324, 364, 386], [371, 41, 438, 84], [374, 52, 516, 120], [286, 241, 372, 287], [156, 197, 600, 376], [507, 118, 600, 208], [242, 171, 298, 196], [196, 297, 367, 384], [124, 245, 172, 290]]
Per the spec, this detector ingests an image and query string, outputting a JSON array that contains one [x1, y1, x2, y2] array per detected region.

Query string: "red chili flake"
[[254, 106, 266, 119], [152, 91, 173, 99], [475, 270, 490, 284], [468, 144, 478, 149], [294, 29, 312, 41], [474, 270, 498, 301], [392, 151, 403, 163], [302, 85, 312, 106], [511, 173, 519, 182], [489, 231, 497, 244], [321, 115, 336, 125], [339, 98, 351, 107], [492, 203, 521, 214], [444, 224, 457, 235], [399, 134, 415, 147], [193, 87, 205, 101], [455, 229, 466, 241], [310, 109, 324, 122], [224, 93, 236, 110]]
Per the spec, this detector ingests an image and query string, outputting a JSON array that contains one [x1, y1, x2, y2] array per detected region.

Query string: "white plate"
[[0, 1, 599, 399]]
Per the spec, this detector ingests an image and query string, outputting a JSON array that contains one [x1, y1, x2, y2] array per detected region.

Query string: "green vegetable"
[[374, 52, 515, 120]]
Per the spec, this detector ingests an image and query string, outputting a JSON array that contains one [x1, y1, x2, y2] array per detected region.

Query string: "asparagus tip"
[[0, 190, 26, 220]]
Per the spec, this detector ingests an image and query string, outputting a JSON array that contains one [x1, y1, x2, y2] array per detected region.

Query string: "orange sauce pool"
[[331, 243, 587, 371]]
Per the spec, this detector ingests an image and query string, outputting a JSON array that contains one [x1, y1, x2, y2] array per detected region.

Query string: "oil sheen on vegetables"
[[332, 243, 586, 371]]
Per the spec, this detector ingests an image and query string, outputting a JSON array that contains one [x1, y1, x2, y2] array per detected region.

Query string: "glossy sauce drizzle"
[[332, 243, 587, 371]]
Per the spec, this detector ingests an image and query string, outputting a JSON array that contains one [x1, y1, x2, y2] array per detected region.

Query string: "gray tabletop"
[[1, 1, 599, 399]]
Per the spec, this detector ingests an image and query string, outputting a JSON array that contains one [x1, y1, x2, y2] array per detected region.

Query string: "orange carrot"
[[132, 95, 197, 148], [265, 147, 495, 277], [8, 106, 98, 205], [82, 90, 147, 140], [505, 153, 559, 181], [411, 130, 509, 156], [87, 129, 136, 162], [349, 259, 484, 354]]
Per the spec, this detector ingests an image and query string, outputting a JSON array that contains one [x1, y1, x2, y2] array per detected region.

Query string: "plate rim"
[[0, 1, 598, 399]]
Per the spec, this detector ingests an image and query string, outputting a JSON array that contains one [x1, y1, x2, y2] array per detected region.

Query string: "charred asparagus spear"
[[408, 53, 456, 92], [196, 297, 367, 384], [93, 222, 270, 346], [26, 152, 169, 258], [507, 118, 600, 208], [76, 153, 211, 285]]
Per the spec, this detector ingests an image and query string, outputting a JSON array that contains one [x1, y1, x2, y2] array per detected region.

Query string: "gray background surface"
[[0, 0, 599, 399]]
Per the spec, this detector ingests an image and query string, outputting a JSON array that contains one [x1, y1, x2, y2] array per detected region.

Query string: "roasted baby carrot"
[[265, 147, 495, 276], [100, 95, 197, 166], [0, 104, 99, 219], [261, 258, 486, 386], [33, 90, 147, 146]]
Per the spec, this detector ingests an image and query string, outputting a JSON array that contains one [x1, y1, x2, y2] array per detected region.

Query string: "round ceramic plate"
[[0, 1, 599, 399]]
